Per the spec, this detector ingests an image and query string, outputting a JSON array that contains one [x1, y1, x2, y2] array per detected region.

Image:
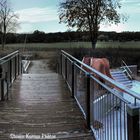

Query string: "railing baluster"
[[15, 56, 17, 79], [86, 73, 90, 129], [71, 62, 75, 98], [124, 103, 127, 140], [120, 100, 122, 140], [60, 53, 62, 75], [116, 96, 119, 140], [107, 93, 109, 140], [110, 93, 112, 140], [1, 78, 4, 101], [5, 72, 9, 100], [65, 57, 67, 80], [104, 93, 107, 140], [112, 94, 115, 140], [18, 53, 20, 75], [10, 59, 12, 85]]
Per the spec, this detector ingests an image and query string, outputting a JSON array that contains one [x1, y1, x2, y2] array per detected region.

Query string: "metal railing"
[[121, 60, 133, 80], [0, 50, 21, 101], [60, 50, 140, 140]]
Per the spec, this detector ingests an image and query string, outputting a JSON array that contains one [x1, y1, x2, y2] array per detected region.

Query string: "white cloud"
[[121, 0, 140, 4], [16, 7, 58, 23], [17, 23, 35, 33], [100, 23, 126, 33], [119, 0, 140, 14]]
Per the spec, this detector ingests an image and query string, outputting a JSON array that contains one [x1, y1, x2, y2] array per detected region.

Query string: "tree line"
[[0, 0, 138, 48], [3, 30, 140, 44], [0, 0, 126, 49]]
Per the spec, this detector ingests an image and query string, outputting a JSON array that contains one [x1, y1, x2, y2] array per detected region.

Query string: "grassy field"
[[0, 41, 140, 70], [3, 41, 140, 50]]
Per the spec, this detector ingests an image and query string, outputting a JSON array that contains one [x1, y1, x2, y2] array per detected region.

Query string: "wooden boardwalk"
[[0, 60, 94, 139]]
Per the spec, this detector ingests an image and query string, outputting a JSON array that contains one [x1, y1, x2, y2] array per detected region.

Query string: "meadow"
[[1, 41, 140, 70], [4, 41, 140, 50]]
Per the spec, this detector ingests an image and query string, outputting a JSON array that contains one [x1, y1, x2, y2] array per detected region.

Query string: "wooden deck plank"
[[0, 60, 95, 139]]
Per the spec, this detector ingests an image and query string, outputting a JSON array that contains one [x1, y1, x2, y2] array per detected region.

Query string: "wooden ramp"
[[0, 60, 94, 139]]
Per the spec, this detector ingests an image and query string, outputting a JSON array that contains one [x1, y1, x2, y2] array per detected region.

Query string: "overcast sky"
[[11, 0, 140, 33]]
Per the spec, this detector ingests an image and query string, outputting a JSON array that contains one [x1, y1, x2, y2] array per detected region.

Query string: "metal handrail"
[[61, 50, 140, 101], [121, 60, 133, 79], [122, 60, 132, 74], [0, 50, 19, 62], [123, 69, 132, 80]]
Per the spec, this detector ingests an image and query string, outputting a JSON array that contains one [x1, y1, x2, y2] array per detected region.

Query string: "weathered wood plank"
[[0, 60, 95, 139]]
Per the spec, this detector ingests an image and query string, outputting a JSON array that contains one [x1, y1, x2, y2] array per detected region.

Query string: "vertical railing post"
[[15, 56, 17, 79], [5, 72, 9, 100], [0, 64, 4, 101], [71, 61, 75, 98], [86, 73, 91, 129], [127, 104, 140, 140], [1, 78, 4, 101], [20, 55, 23, 74], [65, 57, 67, 80], [0, 64, 2, 79], [9, 59, 12, 84], [60, 53, 62, 75], [18, 53, 20, 75]]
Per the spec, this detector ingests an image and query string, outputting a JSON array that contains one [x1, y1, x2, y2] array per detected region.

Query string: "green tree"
[[59, 0, 125, 49], [0, 0, 19, 49]]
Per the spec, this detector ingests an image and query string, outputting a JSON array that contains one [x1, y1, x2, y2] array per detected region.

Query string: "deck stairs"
[[111, 69, 132, 88]]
